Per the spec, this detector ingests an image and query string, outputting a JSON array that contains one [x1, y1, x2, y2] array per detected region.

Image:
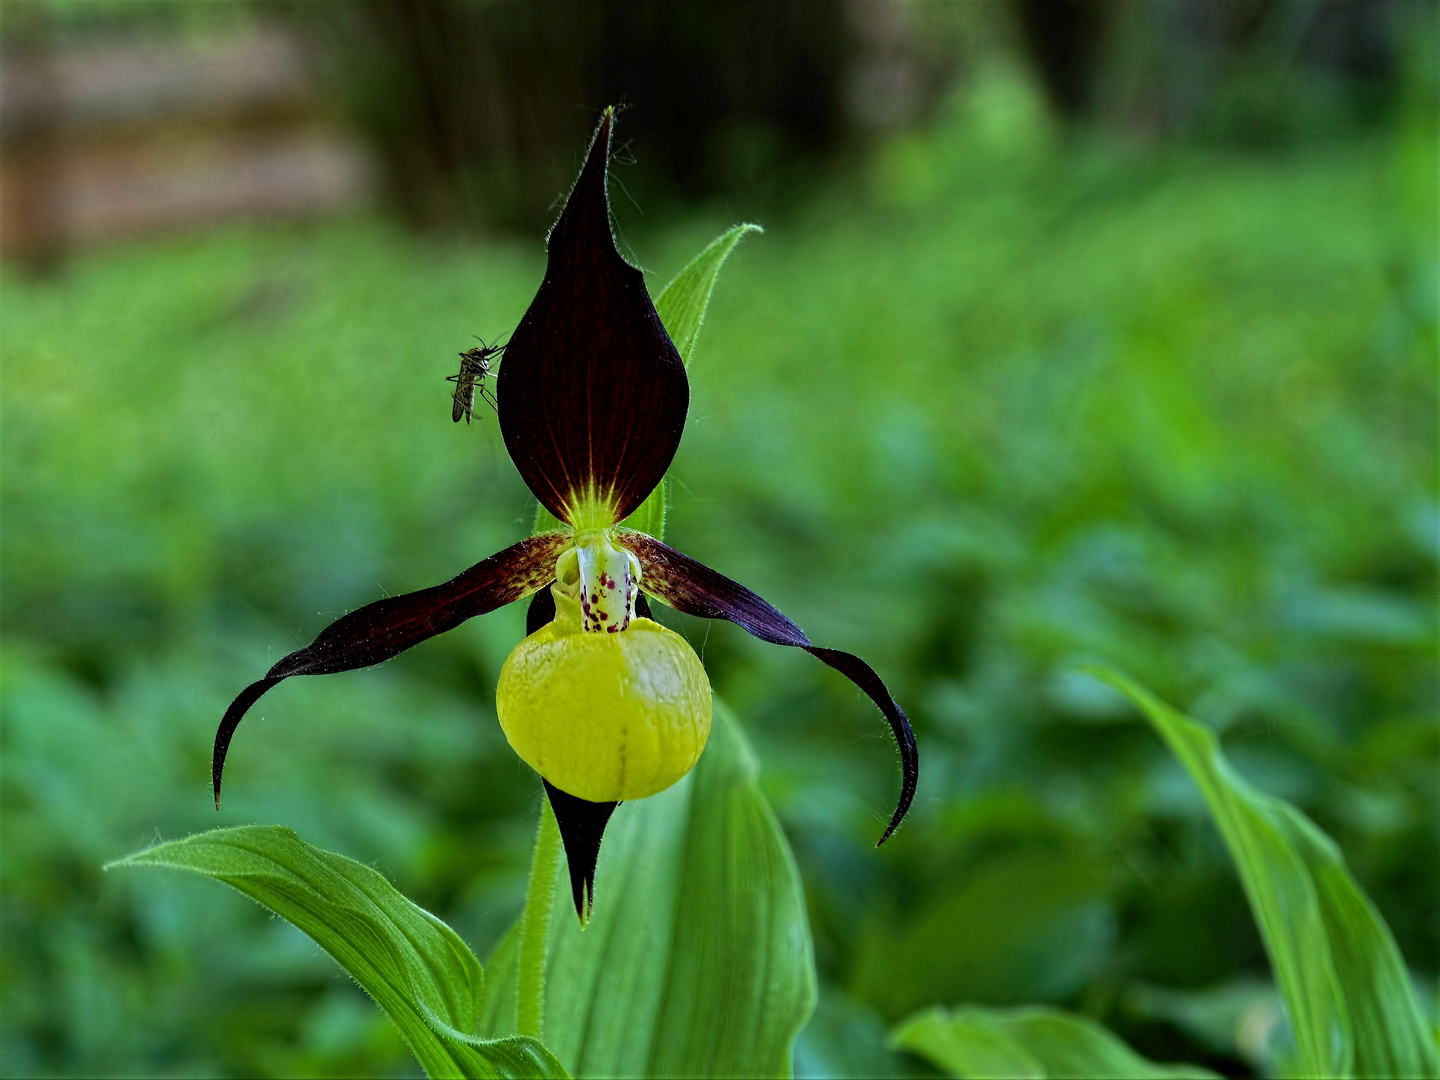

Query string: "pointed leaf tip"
[[655, 222, 764, 366], [499, 109, 689, 526], [1093, 666, 1440, 1079], [543, 780, 619, 924]]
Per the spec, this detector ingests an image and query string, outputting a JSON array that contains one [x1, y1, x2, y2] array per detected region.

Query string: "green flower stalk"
[[212, 109, 918, 922]]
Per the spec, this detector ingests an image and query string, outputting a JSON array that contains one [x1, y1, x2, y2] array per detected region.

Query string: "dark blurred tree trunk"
[[1014, 0, 1403, 135], [291, 0, 594, 232], [594, 2, 854, 195], [1013, 0, 1112, 120], [289, 0, 938, 234], [1, 0, 67, 276]]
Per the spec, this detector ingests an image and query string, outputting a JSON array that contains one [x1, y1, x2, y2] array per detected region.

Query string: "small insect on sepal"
[[448, 339, 504, 424]]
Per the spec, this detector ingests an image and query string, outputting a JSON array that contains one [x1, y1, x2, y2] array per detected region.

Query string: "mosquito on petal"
[[447, 339, 503, 424]]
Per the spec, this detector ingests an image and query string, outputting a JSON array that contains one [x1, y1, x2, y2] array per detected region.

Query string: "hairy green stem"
[[517, 797, 561, 1039]]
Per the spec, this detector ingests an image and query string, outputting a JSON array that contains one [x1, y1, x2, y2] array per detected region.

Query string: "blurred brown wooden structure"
[[0, 15, 374, 272], [293, 0, 960, 234], [1, 0, 956, 263], [0, 0, 1406, 272]]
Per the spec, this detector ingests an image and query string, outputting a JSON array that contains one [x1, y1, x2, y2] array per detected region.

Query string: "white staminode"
[[554, 533, 642, 633]]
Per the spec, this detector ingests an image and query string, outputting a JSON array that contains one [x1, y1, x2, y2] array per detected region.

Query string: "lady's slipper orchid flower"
[[213, 109, 918, 920]]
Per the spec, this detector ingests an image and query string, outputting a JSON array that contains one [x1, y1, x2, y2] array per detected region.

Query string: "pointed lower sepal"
[[542, 779, 619, 926]]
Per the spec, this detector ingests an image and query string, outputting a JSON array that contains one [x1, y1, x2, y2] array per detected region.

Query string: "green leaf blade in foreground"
[[892, 1005, 1219, 1080], [1093, 669, 1439, 1080], [654, 222, 763, 367], [482, 701, 817, 1077], [108, 826, 567, 1080]]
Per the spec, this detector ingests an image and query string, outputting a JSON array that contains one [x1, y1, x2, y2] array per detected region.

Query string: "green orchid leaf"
[[891, 1005, 1220, 1079], [1092, 669, 1439, 1080], [622, 478, 666, 540], [481, 701, 817, 1077], [534, 504, 566, 535], [654, 223, 763, 367], [108, 826, 567, 1080]]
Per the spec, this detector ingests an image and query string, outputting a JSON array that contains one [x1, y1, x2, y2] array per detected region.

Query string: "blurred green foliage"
[[108, 825, 568, 1079], [1096, 670, 1439, 1079], [3, 58, 1436, 1078]]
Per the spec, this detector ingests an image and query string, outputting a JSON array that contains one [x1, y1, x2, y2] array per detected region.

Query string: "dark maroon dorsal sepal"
[[497, 109, 689, 526], [542, 779, 620, 923]]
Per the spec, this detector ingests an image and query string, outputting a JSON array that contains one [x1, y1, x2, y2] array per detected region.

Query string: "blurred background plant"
[[2, 0, 1435, 1076]]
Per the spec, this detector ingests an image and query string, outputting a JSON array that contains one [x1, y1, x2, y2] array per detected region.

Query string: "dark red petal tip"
[[497, 109, 689, 526], [619, 531, 918, 844], [212, 533, 568, 807], [543, 779, 620, 924]]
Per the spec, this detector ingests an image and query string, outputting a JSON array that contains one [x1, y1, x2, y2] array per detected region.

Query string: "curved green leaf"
[[482, 701, 817, 1077], [1092, 669, 1439, 1080], [654, 223, 763, 367], [107, 826, 567, 1080], [892, 1005, 1219, 1080]]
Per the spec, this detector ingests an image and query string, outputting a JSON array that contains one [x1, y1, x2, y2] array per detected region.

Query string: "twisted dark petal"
[[497, 108, 689, 525], [213, 533, 570, 806], [543, 780, 620, 925], [619, 530, 918, 845]]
